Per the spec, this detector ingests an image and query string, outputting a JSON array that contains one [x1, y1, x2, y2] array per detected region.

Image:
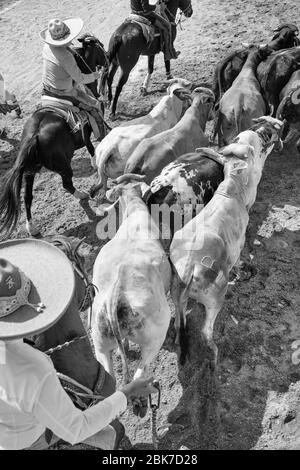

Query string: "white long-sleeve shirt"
[[0, 340, 127, 450], [42, 44, 95, 92]]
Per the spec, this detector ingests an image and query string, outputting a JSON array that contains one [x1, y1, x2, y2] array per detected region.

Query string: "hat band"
[[0, 271, 45, 318]]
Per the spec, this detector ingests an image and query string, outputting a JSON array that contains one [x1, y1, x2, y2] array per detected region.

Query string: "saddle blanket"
[[125, 14, 157, 44], [39, 95, 100, 140]]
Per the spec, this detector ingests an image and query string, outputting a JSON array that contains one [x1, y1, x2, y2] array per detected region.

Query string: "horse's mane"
[[77, 32, 104, 48]]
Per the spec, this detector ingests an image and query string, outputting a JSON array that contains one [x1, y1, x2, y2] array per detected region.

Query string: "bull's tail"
[[106, 265, 129, 383], [178, 278, 193, 365], [90, 146, 114, 198], [0, 134, 38, 239]]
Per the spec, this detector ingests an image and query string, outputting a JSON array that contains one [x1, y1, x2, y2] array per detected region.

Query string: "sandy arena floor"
[[1, 0, 300, 450]]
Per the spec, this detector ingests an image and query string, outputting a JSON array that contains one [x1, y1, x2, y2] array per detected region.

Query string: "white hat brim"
[[40, 17, 84, 46], [0, 239, 75, 340]]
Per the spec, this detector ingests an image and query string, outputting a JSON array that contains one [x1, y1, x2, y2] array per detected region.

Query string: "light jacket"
[[0, 339, 127, 450]]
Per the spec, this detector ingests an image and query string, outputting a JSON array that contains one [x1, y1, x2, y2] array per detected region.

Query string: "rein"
[[72, 42, 112, 131]]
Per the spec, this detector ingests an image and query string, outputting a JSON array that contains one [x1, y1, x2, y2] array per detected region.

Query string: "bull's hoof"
[[140, 86, 147, 96]]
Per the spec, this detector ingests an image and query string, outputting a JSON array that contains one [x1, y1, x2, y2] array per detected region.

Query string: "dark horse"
[[102, 0, 193, 117], [0, 35, 108, 240], [31, 236, 124, 448]]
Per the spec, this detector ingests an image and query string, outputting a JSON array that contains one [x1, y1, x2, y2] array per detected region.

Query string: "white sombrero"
[[40, 17, 84, 46], [0, 239, 75, 340]]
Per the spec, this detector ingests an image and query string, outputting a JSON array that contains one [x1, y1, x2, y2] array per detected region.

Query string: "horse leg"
[[110, 53, 139, 118], [107, 61, 118, 108], [165, 58, 172, 80], [24, 172, 40, 236], [60, 166, 89, 200], [82, 125, 95, 158], [141, 55, 155, 96], [110, 69, 132, 119]]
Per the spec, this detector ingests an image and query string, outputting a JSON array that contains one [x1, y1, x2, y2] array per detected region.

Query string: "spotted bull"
[[144, 149, 224, 250]]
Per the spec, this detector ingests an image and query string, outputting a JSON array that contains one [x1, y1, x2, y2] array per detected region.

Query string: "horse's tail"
[[0, 134, 38, 239], [106, 265, 129, 382], [100, 32, 123, 99]]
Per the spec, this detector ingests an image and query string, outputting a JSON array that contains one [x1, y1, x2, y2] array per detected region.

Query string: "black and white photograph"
[[0, 0, 300, 454]]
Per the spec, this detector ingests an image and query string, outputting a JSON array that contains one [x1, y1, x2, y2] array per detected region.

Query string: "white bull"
[[91, 175, 171, 383], [170, 116, 283, 363]]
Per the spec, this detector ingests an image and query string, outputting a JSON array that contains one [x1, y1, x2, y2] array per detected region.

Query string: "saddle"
[[125, 14, 159, 44], [38, 93, 101, 141]]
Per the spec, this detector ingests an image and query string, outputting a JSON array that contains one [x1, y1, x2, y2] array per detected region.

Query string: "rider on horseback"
[[130, 0, 179, 60], [40, 18, 104, 132]]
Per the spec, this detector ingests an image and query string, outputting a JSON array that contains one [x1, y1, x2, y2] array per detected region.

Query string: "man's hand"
[[121, 376, 158, 402]]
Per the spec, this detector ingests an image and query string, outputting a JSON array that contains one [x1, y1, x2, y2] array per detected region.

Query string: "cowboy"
[[0, 239, 158, 450], [40, 18, 104, 131], [130, 0, 179, 60], [0, 72, 21, 136]]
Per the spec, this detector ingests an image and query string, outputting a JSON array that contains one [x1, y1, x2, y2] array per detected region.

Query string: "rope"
[[151, 406, 159, 450], [149, 381, 161, 450], [72, 46, 112, 132], [57, 372, 105, 410]]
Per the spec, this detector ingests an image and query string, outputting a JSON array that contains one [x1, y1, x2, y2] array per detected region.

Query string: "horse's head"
[[179, 0, 193, 17], [75, 34, 109, 97]]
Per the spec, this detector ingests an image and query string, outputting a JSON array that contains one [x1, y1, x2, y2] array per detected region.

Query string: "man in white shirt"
[[0, 239, 158, 450]]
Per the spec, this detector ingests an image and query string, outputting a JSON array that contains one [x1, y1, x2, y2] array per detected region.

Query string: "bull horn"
[[276, 95, 290, 120], [73, 237, 86, 255], [113, 173, 147, 184]]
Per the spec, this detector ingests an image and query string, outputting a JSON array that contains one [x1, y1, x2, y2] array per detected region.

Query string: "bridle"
[[72, 38, 112, 131], [159, 0, 192, 26]]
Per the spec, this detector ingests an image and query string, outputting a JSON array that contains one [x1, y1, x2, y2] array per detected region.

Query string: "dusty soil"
[[1, 0, 300, 450]]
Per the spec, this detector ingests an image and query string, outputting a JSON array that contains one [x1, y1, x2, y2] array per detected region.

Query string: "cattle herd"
[[2, 23, 300, 389]]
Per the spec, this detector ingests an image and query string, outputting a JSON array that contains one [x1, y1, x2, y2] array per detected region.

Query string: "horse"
[[30, 236, 124, 448], [101, 0, 193, 117], [0, 34, 108, 240]]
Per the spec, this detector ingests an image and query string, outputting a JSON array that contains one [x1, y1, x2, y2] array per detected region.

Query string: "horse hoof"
[[109, 112, 117, 121], [26, 221, 40, 237], [74, 190, 89, 200], [140, 86, 147, 96]]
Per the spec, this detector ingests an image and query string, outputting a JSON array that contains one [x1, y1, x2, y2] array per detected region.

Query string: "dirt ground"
[[1, 0, 300, 450]]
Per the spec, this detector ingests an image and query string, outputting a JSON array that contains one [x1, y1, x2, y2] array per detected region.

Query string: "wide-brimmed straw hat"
[[0, 239, 75, 340], [39, 17, 84, 46]]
